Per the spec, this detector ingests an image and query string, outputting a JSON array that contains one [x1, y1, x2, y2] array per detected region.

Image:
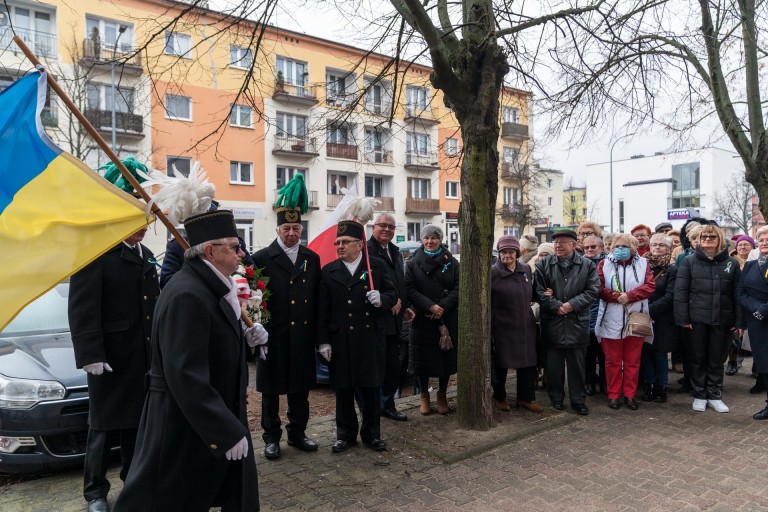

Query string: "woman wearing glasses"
[[674, 225, 744, 413]]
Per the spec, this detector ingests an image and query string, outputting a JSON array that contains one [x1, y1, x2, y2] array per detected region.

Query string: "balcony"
[[2, 27, 56, 58], [363, 101, 392, 116], [404, 105, 440, 126], [326, 142, 358, 160], [325, 93, 355, 109], [501, 162, 528, 179], [373, 196, 394, 211], [499, 203, 530, 218], [81, 39, 142, 74], [273, 82, 319, 107], [41, 107, 58, 128], [501, 122, 530, 141], [84, 109, 145, 138], [364, 149, 393, 165], [272, 135, 320, 157], [274, 190, 319, 210], [405, 197, 440, 215], [404, 152, 439, 171]]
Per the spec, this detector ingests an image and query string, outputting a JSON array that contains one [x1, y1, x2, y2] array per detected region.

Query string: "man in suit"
[[367, 214, 414, 421], [114, 210, 265, 512], [317, 220, 397, 453], [69, 227, 160, 512], [252, 206, 320, 460]]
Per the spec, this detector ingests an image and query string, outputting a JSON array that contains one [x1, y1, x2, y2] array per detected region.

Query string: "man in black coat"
[[252, 207, 320, 460], [68, 227, 159, 512], [114, 210, 264, 512], [317, 220, 397, 453], [367, 213, 414, 421]]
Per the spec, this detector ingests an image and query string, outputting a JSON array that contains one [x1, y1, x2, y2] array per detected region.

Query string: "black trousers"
[[689, 324, 731, 400], [261, 391, 310, 444], [83, 427, 137, 501], [546, 347, 587, 405], [492, 365, 537, 402], [585, 333, 606, 390], [381, 335, 401, 410], [336, 386, 380, 443]]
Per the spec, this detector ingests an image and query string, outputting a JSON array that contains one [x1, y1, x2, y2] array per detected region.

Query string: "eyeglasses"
[[700, 235, 718, 240], [333, 239, 359, 246], [211, 242, 242, 253], [583, 245, 598, 250], [649, 243, 667, 248], [374, 223, 396, 230], [579, 231, 595, 237]]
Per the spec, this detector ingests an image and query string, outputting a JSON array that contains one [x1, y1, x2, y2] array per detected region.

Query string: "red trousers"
[[601, 336, 644, 399]]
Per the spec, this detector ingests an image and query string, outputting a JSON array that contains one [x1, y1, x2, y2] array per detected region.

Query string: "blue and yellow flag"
[[0, 71, 151, 330]]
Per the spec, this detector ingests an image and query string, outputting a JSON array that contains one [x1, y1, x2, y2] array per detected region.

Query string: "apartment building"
[[563, 185, 588, 227], [0, 0, 536, 254]]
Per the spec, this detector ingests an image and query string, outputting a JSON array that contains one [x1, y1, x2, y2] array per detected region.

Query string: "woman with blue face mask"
[[595, 233, 656, 410]]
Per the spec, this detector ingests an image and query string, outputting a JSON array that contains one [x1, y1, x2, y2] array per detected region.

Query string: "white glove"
[[83, 362, 113, 375], [258, 345, 268, 360], [225, 436, 249, 461], [319, 343, 332, 362], [245, 323, 269, 348], [366, 290, 382, 307]]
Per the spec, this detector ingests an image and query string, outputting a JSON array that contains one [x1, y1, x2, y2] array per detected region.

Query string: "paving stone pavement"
[[3, 365, 768, 511]]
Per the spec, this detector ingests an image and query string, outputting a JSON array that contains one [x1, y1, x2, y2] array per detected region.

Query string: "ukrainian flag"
[[0, 71, 151, 330]]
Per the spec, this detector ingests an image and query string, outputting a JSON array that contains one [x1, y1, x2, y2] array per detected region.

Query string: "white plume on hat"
[[139, 161, 216, 225], [336, 181, 379, 225]]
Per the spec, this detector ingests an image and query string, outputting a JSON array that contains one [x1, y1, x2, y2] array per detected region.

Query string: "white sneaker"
[[707, 399, 729, 413], [692, 399, 707, 412]]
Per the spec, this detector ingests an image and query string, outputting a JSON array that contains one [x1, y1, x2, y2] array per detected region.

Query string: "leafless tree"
[[712, 180, 756, 235]]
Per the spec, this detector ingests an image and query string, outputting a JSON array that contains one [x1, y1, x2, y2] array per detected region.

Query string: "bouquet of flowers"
[[234, 264, 271, 324]]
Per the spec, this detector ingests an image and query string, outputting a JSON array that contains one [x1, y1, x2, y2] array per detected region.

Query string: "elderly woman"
[[528, 242, 554, 267], [640, 234, 677, 403], [727, 235, 756, 375], [577, 221, 602, 249], [491, 236, 542, 412], [595, 233, 656, 410], [737, 226, 768, 419], [603, 233, 616, 253], [406, 225, 460, 415], [675, 225, 744, 412]]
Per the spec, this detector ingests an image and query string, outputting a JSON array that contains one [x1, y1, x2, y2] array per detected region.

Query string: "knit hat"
[[497, 235, 521, 254], [520, 234, 538, 252], [420, 224, 443, 240], [537, 242, 554, 256], [736, 235, 756, 248]]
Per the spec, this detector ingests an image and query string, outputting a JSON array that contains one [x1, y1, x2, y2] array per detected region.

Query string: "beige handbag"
[[439, 323, 453, 351], [625, 305, 652, 337]]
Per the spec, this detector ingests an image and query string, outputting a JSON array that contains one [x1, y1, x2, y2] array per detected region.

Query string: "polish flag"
[[308, 180, 360, 267]]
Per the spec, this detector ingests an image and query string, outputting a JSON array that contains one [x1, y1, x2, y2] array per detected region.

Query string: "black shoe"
[[264, 442, 281, 460], [287, 436, 318, 452], [585, 384, 596, 396], [677, 383, 692, 394], [751, 381, 766, 394], [726, 362, 738, 376], [677, 376, 686, 385], [754, 403, 768, 420], [640, 384, 655, 402], [654, 386, 668, 403], [625, 397, 639, 410], [572, 403, 589, 416], [331, 439, 357, 453], [363, 438, 388, 451], [608, 398, 620, 410], [87, 498, 110, 512], [381, 408, 408, 421], [552, 401, 565, 411]]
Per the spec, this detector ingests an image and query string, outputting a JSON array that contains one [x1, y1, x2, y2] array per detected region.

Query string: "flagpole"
[[12, 35, 188, 249]]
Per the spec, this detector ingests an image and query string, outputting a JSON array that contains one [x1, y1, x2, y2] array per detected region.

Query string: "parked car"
[[0, 282, 115, 473]]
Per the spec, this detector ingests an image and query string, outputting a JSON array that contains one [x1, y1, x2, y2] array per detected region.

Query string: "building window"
[[2, 5, 56, 57], [407, 133, 430, 156], [582, 208, 587, 216], [326, 70, 352, 105], [300, 221, 309, 245], [409, 178, 431, 198], [327, 123, 351, 144], [86, 83, 135, 112], [503, 226, 519, 237], [167, 156, 191, 177], [276, 167, 307, 189], [86, 17, 133, 52], [230, 161, 253, 185], [669, 162, 701, 208], [445, 181, 459, 199], [276, 113, 307, 138], [407, 222, 423, 241], [165, 94, 191, 120], [445, 138, 459, 157], [365, 176, 383, 197], [87, 147, 137, 171], [547, 178, 553, 189], [230, 45, 253, 69], [364, 127, 391, 163], [406, 85, 428, 111], [230, 104, 252, 127], [327, 173, 349, 195], [547, 197, 553, 206], [363, 77, 391, 115], [164, 32, 191, 57], [502, 106, 520, 123], [503, 187, 521, 205], [276, 56, 307, 87]]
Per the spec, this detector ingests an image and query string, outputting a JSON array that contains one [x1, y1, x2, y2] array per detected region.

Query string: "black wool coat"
[[252, 240, 320, 395], [68, 243, 159, 431], [113, 258, 259, 512], [648, 263, 678, 352], [491, 260, 537, 369], [317, 255, 397, 388], [367, 236, 409, 336], [405, 247, 460, 377]]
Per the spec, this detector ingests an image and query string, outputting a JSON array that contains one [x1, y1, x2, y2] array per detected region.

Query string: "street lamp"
[[609, 132, 635, 232], [111, 24, 128, 153]]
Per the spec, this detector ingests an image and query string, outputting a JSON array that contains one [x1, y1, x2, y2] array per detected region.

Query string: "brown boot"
[[516, 400, 544, 412], [494, 399, 511, 412], [420, 392, 432, 415], [437, 391, 451, 415]]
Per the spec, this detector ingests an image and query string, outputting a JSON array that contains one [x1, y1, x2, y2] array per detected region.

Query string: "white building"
[[586, 147, 743, 234]]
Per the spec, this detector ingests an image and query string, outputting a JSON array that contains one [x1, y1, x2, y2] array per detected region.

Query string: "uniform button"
[[304, 320, 308, 325], [291, 321, 295, 326], [146, 316, 150, 320], [143, 296, 148, 300], [348, 287, 352, 291], [146, 336, 150, 341], [290, 280, 294, 284], [210, 444, 218, 450], [348, 300, 352, 304], [302, 279, 306, 283], [291, 300, 295, 304], [348, 313, 353, 317], [304, 299, 308, 304], [364, 286, 368, 290], [365, 312, 370, 316], [349, 326, 354, 330], [365, 324, 370, 328]]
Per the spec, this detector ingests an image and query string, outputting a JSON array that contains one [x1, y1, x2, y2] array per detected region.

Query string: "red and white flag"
[[308, 180, 360, 267]]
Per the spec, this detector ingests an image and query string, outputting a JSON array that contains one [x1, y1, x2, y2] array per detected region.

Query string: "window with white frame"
[[230, 45, 253, 69], [230, 161, 253, 184], [86, 83, 135, 113], [276, 56, 307, 86], [164, 32, 191, 57], [363, 77, 391, 114], [502, 186, 522, 204], [445, 138, 459, 157], [547, 196, 553, 206], [326, 71, 351, 102], [445, 181, 459, 199], [502, 106, 520, 123], [409, 178, 430, 199], [327, 123, 350, 144], [364, 127, 391, 163], [502, 146, 520, 164], [86, 17, 133, 52], [327, 173, 349, 195], [230, 104, 252, 128], [167, 156, 191, 177], [547, 178, 553, 189], [276, 113, 307, 139], [365, 176, 383, 197], [407, 133, 430, 155], [406, 85, 428, 111], [165, 94, 191, 120], [503, 226, 520, 237], [276, 167, 307, 189], [407, 222, 423, 241], [3, 5, 56, 57]]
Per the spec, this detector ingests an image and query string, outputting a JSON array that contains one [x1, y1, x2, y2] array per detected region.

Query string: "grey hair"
[[373, 213, 395, 225], [185, 238, 229, 260], [756, 226, 768, 239], [583, 235, 604, 248], [650, 233, 673, 248]]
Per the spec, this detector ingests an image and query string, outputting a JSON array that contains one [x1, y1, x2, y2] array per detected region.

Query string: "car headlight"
[[0, 373, 66, 409]]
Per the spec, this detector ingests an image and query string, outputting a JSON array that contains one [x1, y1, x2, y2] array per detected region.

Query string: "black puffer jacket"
[[674, 247, 745, 328], [648, 263, 677, 352]]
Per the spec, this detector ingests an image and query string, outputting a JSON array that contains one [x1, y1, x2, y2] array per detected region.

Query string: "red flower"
[[261, 301, 268, 310], [245, 267, 255, 278], [256, 280, 266, 290]]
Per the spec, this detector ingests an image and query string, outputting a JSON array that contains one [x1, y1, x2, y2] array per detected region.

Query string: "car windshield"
[[1, 283, 70, 337]]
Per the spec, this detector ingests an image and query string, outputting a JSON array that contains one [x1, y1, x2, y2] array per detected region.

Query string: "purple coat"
[[491, 260, 537, 369]]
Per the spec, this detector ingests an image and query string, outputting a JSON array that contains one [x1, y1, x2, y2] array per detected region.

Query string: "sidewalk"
[[3, 366, 768, 511]]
